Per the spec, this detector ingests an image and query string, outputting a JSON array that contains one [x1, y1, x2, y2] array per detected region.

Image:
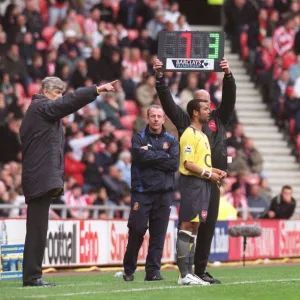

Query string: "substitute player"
[[177, 99, 226, 285]]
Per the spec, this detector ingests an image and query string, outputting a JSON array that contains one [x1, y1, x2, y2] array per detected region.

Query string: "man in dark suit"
[[20, 77, 118, 287]]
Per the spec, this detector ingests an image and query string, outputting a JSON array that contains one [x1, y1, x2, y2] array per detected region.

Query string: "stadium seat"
[[28, 83, 41, 97], [114, 130, 133, 140], [14, 83, 25, 98], [75, 14, 85, 32], [120, 115, 137, 129], [123, 100, 139, 116], [289, 119, 296, 136], [42, 26, 57, 44], [240, 32, 249, 59]]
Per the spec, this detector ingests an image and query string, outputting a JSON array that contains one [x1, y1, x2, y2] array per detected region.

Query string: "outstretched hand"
[[220, 58, 230, 74], [153, 58, 164, 77], [97, 80, 119, 93]]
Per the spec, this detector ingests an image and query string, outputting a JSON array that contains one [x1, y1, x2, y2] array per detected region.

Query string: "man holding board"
[[154, 30, 236, 284]]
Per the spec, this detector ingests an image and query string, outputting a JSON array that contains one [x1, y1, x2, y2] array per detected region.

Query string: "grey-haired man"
[[20, 77, 118, 287]]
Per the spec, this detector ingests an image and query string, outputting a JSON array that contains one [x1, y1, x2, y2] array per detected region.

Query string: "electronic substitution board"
[[157, 31, 225, 72]]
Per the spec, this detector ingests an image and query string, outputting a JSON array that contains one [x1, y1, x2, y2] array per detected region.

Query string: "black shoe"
[[198, 272, 221, 284], [23, 278, 56, 287], [145, 274, 164, 281], [123, 273, 134, 282]]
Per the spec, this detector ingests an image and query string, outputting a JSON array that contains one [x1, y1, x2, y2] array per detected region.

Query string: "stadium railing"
[[0, 205, 299, 220]]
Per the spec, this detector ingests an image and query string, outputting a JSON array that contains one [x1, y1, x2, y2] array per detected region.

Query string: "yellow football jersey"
[[179, 126, 212, 176]]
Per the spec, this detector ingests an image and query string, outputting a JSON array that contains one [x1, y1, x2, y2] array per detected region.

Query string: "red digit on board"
[[180, 32, 192, 58]]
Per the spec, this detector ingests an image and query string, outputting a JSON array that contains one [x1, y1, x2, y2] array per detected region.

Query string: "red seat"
[[75, 14, 85, 32], [15, 83, 25, 98], [114, 130, 133, 140], [42, 26, 57, 44], [123, 100, 139, 116], [28, 83, 41, 97], [289, 118, 296, 136], [240, 32, 249, 59], [120, 115, 137, 129]]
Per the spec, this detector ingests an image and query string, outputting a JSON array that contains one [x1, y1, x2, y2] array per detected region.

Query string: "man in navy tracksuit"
[[123, 104, 179, 281]]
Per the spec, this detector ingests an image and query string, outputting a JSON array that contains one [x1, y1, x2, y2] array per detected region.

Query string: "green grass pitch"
[[1, 265, 300, 300]]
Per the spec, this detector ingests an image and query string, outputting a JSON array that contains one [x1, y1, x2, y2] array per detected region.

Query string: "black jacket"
[[155, 73, 236, 171], [20, 86, 98, 202], [267, 195, 296, 219], [131, 125, 179, 193]]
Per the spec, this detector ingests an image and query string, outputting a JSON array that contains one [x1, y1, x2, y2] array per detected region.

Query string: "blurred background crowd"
[[0, 0, 296, 221]]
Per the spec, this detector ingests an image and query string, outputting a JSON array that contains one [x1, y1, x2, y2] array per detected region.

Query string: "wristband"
[[201, 169, 206, 176], [208, 171, 212, 179]]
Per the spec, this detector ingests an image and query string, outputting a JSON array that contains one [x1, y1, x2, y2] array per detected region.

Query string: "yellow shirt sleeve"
[[180, 128, 199, 164]]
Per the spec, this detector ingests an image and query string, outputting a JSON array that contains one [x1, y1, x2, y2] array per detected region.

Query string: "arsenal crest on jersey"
[[162, 142, 169, 149], [201, 210, 208, 220]]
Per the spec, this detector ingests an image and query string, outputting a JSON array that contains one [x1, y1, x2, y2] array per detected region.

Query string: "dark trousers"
[[194, 182, 220, 275], [23, 192, 52, 283], [123, 192, 172, 277]]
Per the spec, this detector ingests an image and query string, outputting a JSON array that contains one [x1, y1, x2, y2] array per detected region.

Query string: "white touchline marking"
[[3, 278, 300, 299]]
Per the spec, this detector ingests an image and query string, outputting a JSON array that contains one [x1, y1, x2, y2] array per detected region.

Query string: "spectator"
[[88, 188, 108, 219], [93, 0, 115, 24], [86, 48, 109, 84], [0, 118, 21, 163], [164, 1, 180, 24], [122, 48, 148, 83], [70, 60, 88, 89], [247, 183, 269, 219], [273, 14, 296, 57], [133, 107, 147, 132], [115, 151, 132, 187], [131, 28, 154, 54], [3, 44, 28, 87], [226, 146, 248, 177], [95, 140, 118, 173], [120, 67, 137, 100], [0, 32, 8, 60], [146, 10, 165, 40], [66, 9, 83, 38], [65, 184, 90, 219], [259, 177, 272, 202], [84, 7, 101, 40], [289, 54, 300, 83], [99, 120, 116, 145], [265, 185, 296, 219], [19, 33, 36, 67], [227, 123, 245, 150], [174, 14, 190, 31], [50, 20, 70, 50], [57, 29, 81, 73], [238, 137, 264, 174], [270, 69, 290, 120], [28, 53, 47, 81], [82, 151, 103, 193], [117, 0, 139, 29], [3, 4, 19, 44], [217, 187, 238, 221], [179, 74, 198, 110], [136, 0, 156, 28], [98, 93, 127, 129], [102, 165, 130, 206], [136, 74, 156, 108], [48, 0, 69, 27], [224, 182, 252, 220], [23, 0, 44, 38], [1, 73, 15, 106], [64, 148, 86, 186]]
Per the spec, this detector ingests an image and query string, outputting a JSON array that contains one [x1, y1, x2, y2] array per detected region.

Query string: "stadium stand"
[[0, 0, 296, 221]]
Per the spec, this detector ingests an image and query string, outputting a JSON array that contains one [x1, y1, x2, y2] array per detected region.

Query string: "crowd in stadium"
[[0, 0, 296, 220]]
